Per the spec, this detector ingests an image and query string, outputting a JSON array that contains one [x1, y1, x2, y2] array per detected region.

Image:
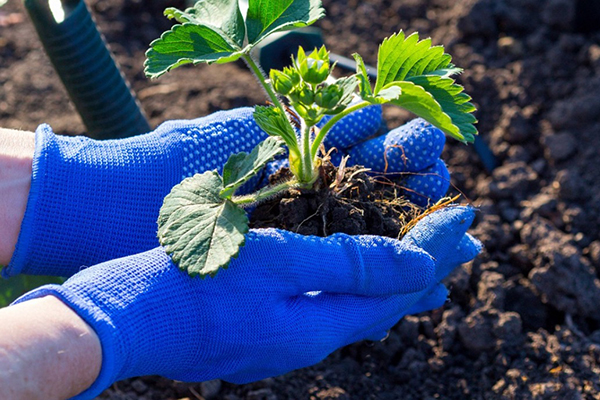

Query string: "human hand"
[[13, 206, 479, 399], [3, 107, 448, 276], [2, 107, 379, 278], [323, 115, 450, 207], [3, 107, 451, 278]]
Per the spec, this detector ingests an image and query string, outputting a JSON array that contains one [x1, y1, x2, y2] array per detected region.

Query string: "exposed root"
[[400, 194, 462, 237], [250, 159, 466, 239]]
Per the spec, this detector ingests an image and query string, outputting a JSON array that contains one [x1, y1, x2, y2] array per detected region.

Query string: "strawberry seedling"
[[145, 0, 477, 277]]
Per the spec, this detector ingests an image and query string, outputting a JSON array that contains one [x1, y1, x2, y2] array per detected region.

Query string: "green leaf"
[[145, 0, 247, 79], [374, 31, 477, 142], [164, 0, 245, 48], [367, 86, 402, 104], [145, 24, 245, 78], [157, 171, 248, 277], [374, 31, 461, 94], [408, 76, 477, 142], [220, 136, 286, 198], [385, 81, 460, 140], [246, 0, 325, 45], [253, 106, 300, 153], [353, 53, 372, 98]]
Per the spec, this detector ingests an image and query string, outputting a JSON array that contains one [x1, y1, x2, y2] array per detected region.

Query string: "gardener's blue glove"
[[4, 107, 449, 278], [322, 115, 450, 206], [13, 206, 478, 400]]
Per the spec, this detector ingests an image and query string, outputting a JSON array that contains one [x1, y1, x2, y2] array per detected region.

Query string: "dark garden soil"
[[3, 0, 600, 398], [249, 162, 424, 238]]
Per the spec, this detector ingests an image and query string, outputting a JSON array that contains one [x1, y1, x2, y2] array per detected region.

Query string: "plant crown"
[[145, 0, 478, 277]]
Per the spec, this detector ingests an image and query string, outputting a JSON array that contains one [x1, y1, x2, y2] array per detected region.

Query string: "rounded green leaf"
[[158, 171, 249, 277]]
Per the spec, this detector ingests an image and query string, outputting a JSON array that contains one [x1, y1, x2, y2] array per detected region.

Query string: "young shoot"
[[145, 0, 477, 277]]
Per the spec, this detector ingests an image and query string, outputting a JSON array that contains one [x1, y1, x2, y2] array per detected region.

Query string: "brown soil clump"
[[250, 161, 422, 239]]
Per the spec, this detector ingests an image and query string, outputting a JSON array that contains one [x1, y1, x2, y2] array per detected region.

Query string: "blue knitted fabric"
[[4, 106, 451, 278], [3, 107, 381, 277], [13, 206, 480, 400], [323, 117, 450, 206]]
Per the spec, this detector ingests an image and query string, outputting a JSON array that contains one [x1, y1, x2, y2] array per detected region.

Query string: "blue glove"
[[4, 107, 449, 278], [13, 206, 479, 400], [323, 116, 450, 206]]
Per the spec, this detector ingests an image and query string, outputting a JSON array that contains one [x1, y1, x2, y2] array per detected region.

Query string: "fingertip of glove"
[[401, 206, 476, 261], [459, 233, 483, 262], [389, 118, 446, 146], [350, 118, 445, 173], [433, 233, 482, 281], [385, 119, 446, 164]]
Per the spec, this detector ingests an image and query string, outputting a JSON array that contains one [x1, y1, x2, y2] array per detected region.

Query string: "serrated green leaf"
[[385, 81, 462, 140], [253, 106, 300, 153], [246, 0, 325, 45], [353, 53, 372, 98], [374, 31, 477, 142], [374, 31, 462, 94], [158, 171, 248, 277], [145, 23, 244, 79], [406, 76, 478, 142], [220, 136, 286, 197], [164, 0, 245, 48]]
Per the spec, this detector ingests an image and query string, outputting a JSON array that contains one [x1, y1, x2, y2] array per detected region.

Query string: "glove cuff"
[[2, 108, 268, 279], [3, 124, 51, 278], [2, 122, 186, 278]]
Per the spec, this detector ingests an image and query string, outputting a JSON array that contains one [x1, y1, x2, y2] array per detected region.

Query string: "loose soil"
[[250, 162, 422, 239], [2, 0, 600, 398]]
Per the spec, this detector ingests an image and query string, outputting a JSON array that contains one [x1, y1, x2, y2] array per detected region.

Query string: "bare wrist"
[[0, 128, 35, 265], [0, 295, 102, 399]]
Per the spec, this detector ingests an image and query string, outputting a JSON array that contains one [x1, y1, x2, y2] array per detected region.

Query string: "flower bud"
[[293, 103, 319, 124], [289, 83, 314, 105], [294, 46, 330, 85], [283, 66, 301, 85], [270, 69, 294, 95], [298, 86, 314, 104], [315, 85, 342, 109]]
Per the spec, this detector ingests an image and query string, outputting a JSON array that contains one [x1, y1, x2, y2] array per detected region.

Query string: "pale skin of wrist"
[[0, 296, 102, 400], [0, 127, 35, 266], [1, 128, 103, 398]]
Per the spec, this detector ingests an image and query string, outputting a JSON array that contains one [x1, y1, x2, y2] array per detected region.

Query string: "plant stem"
[[310, 100, 371, 159], [299, 119, 316, 184], [232, 179, 299, 206], [242, 54, 287, 115]]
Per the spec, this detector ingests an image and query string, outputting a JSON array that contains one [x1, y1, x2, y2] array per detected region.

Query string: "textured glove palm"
[[5, 107, 450, 278], [14, 207, 480, 400]]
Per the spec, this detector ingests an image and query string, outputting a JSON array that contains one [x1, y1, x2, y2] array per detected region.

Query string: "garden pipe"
[[253, 28, 498, 172], [24, 0, 150, 139]]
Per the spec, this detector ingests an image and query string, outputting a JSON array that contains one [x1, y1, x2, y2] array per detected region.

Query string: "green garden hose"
[[24, 0, 150, 139]]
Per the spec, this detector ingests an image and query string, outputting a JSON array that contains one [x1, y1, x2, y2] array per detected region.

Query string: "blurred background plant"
[[0, 270, 63, 307]]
